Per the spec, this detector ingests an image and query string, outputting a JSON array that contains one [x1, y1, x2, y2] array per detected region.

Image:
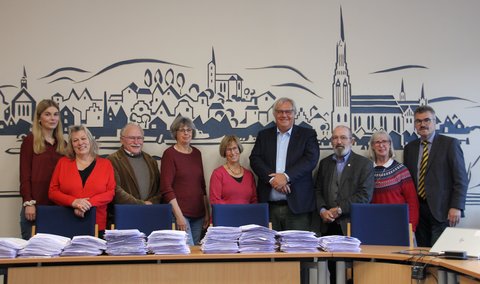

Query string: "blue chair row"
[[34, 203, 410, 246], [33, 203, 271, 238]]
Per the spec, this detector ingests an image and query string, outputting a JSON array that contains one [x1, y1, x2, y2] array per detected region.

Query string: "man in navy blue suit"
[[250, 97, 319, 231], [404, 105, 468, 247]]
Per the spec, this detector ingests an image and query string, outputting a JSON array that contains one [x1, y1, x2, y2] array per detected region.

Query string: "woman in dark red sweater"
[[19, 99, 66, 239], [369, 130, 419, 232], [160, 116, 209, 246]]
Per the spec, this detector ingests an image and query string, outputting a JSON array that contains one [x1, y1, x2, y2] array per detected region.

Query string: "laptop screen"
[[430, 227, 480, 258]]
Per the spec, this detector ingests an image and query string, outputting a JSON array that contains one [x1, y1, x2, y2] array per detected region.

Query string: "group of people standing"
[[19, 97, 468, 253]]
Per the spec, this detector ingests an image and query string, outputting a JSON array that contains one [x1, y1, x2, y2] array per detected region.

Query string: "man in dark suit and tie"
[[403, 105, 468, 247], [250, 97, 319, 231], [315, 125, 374, 236]]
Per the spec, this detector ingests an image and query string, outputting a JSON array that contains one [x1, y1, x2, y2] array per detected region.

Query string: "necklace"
[[226, 163, 242, 175], [174, 144, 192, 154]]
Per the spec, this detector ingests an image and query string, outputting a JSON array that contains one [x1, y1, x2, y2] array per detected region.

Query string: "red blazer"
[[49, 157, 115, 230]]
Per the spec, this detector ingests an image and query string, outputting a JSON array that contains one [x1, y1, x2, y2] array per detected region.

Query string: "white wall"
[[1, 0, 479, 237]]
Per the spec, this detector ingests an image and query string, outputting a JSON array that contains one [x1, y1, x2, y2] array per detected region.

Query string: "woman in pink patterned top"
[[209, 135, 257, 205]]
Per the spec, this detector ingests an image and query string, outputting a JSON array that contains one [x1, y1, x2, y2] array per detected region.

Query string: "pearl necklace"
[[226, 163, 242, 175]]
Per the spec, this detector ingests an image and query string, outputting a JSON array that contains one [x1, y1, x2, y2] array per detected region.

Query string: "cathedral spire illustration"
[[331, 7, 352, 130], [207, 47, 216, 93]]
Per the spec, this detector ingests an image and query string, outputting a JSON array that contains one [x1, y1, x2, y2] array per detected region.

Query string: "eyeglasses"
[[122, 136, 144, 141], [414, 118, 433, 125], [177, 128, 193, 133], [275, 109, 294, 115], [373, 140, 390, 146], [226, 146, 239, 153], [331, 135, 351, 141]]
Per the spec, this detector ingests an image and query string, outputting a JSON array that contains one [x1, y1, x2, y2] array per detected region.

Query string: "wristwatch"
[[337, 206, 342, 215]]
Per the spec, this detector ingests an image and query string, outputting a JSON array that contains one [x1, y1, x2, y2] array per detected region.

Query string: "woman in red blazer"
[[49, 125, 115, 235]]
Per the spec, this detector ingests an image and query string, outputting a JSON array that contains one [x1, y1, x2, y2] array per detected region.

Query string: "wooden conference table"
[[0, 245, 479, 284]]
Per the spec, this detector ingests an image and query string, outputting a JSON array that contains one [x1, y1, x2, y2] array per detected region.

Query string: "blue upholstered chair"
[[211, 203, 270, 228], [349, 203, 413, 246], [113, 204, 173, 236], [33, 205, 97, 238]]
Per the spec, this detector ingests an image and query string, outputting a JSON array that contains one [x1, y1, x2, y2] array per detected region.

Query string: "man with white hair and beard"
[[315, 125, 374, 236], [315, 125, 374, 283]]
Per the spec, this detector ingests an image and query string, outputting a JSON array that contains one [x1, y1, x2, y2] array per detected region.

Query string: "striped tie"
[[417, 140, 429, 199]]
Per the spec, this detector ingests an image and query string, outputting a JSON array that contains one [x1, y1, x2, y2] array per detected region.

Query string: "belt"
[[268, 200, 288, 206]]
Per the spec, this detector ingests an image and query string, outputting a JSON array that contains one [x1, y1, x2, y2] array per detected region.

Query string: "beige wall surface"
[[1, 0, 479, 237]]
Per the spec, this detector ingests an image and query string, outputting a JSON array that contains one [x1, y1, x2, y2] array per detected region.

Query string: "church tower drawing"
[[207, 48, 216, 93], [331, 8, 352, 130], [11, 67, 35, 124]]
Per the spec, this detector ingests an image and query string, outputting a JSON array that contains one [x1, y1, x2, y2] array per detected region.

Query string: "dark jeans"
[[416, 201, 448, 247]]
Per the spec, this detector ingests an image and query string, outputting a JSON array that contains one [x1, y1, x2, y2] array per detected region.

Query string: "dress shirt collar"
[[373, 158, 393, 168], [276, 127, 293, 136], [122, 147, 143, 158], [423, 131, 435, 144], [332, 150, 351, 163]]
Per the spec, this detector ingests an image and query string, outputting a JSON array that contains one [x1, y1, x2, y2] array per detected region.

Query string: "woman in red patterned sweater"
[[369, 130, 419, 232]]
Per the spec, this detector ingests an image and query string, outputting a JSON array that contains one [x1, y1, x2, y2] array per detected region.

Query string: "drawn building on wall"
[[330, 8, 439, 148]]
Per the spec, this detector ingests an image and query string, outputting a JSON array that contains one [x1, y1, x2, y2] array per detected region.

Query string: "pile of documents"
[[276, 230, 319, 253], [200, 226, 242, 254], [0, 238, 28, 258], [238, 224, 277, 253], [318, 235, 362, 252], [18, 233, 70, 257], [104, 229, 147, 255], [147, 230, 190, 254], [61, 235, 107, 256]]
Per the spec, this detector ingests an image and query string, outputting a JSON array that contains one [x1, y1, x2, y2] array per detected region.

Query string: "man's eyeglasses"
[[122, 136, 144, 141], [414, 118, 433, 125], [275, 109, 294, 115], [331, 136, 351, 141]]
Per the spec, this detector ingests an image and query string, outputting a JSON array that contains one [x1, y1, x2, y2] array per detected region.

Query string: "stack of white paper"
[[147, 230, 190, 255], [318, 235, 361, 252], [276, 230, 319, 253], [104, 229, 147, 255], [238, 224, 277, 253], [200, 226, 242, 254], [18, 233, 71, 257], [0, 238, 28, 258], [61, 235, 107, 256]]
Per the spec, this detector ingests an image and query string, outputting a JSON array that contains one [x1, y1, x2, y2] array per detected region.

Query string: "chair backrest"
[[113, 204, 173, 236], [35, 205, 97, 238], [212, 203, 269, 227], [350, 203, 411, 246]]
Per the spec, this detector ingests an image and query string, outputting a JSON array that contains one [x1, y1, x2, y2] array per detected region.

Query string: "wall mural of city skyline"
[[0, 4, 479, 212]]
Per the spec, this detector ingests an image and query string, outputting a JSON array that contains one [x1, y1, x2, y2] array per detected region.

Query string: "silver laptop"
[[430, 227, 480, 258]]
